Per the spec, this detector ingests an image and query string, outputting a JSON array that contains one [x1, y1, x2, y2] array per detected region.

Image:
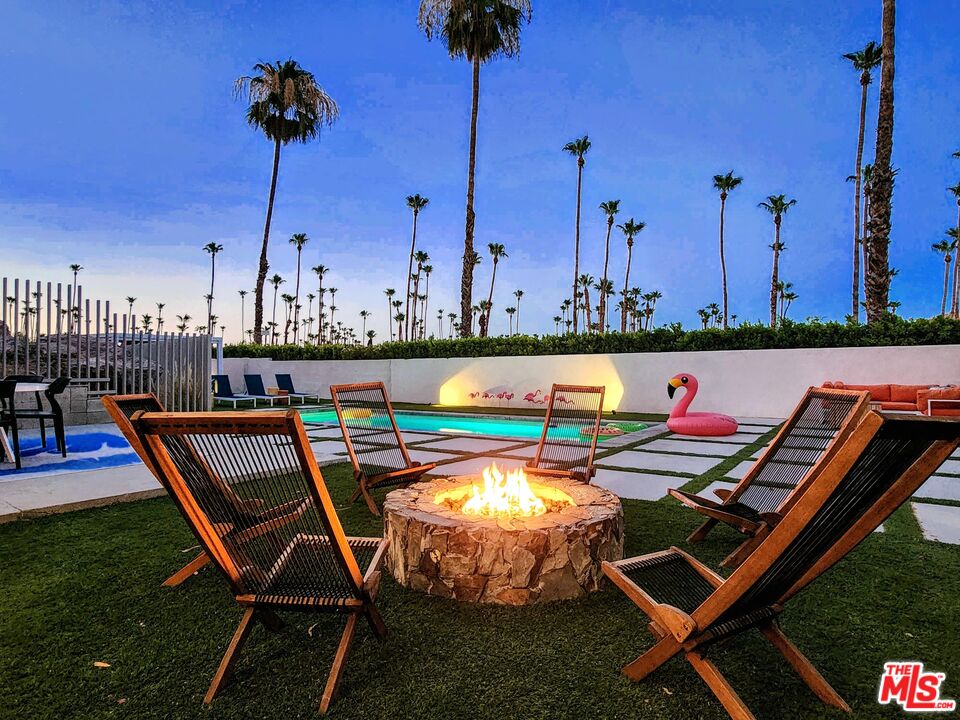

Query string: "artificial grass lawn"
[[1, 463, 957, 720]]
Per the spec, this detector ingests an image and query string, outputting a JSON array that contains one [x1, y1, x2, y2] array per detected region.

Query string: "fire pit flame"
[[434, 462, 575, 519]]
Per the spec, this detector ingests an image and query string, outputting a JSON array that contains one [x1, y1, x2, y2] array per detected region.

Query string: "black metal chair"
[[15, 377, 70, 457], [3, 374, 45, 414], [0, 380, 23, 469]]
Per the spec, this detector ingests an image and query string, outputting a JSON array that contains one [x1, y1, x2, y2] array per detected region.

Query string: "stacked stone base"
[[383, 476, 624, 605]]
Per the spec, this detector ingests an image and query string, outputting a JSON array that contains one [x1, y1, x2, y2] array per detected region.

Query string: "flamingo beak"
[[667, 377, 682, 399]]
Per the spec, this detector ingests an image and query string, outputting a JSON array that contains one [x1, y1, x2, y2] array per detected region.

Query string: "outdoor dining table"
[[0, 381, 51, 465]]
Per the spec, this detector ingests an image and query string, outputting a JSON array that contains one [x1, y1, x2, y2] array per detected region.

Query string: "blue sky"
[[3, 0, 959, 341]]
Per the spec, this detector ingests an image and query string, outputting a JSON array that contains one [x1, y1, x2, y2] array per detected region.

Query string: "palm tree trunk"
[[770, 219, 781, 328], [941, 259, 950, 316], [271, 286, 279, 344], [953, 204, 960, 317], [719, 194, 729, 329], [405, 211, 418, 341], [411, 271, 421, 340], [515, 297, 520, 334], [865, 0, 896, 323], [483, 260, 497, 337], [423, 275, 430, 339], [293, 249, 302, 344], [460, 58, 481, 337], [208, 256, 216, 334], [852, 76, 868, 322], [600, 221, 612, 332], [386, 296, 393, 341], [573, 160, 583, 334], [583, 285, 592, 331], [254, 137, 281, 344]]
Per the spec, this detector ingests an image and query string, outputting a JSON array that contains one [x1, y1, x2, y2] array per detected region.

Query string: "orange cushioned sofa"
[[821, 381, 960, 416]]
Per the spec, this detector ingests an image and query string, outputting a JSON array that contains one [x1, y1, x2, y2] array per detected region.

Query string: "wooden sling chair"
[[525, 383, 605, 484], [102, 394, 308, 588], [330, 381, 437, 516], [603, 411, 960, 720], [669, 387, 871, 567], [130, 410, 389, 713]]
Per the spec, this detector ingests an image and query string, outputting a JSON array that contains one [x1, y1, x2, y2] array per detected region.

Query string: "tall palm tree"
[[932, 238, 954, 316], [513, 289, 524, 334], [421, 264, 433, 339], [360, 310, 370, 338], [410, 250, 429, 340], [238, 290, 248, 340], [598, 199, 621, 333], [505, 306, 516, 336], [288, 233, 308, 343], [616, 218, 645, 332], [949, 183, 960, 318], [594, 279, 615, 332], [328, 287, 338, 335], [155, 302, 165, 333], [305, 292, 315, 338], [418, 0, 532, 337], [268, 274, 284, 344], [68, 263, 83, 328], [843, 41, 882, 323], [864, 0, 896, 323], [949, 228, 960, 318], [202, 242, 223, 334], [126, 297, 136, 328], [758, 194, 797, 328], [482, 243, 507, 337], [562, 135, 591, 333], [712, 171, 742, 328], [578, 274, 594, 332], [384, 288, 396, 341], [234, 60, 339, 343], [553, 315, 562, 334], [404, 194, 429, 340], [647, 290, 662, 330], [447, 312, 457, 338], [312, 264, 329, 343], [394, 311, 405, 340], [281, 293, 295, 343]]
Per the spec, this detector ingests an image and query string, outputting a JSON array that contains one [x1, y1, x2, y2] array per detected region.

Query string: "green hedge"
[[224, 316, 960, 361]]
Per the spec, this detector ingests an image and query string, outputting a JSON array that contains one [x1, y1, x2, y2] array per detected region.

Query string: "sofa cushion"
[[881, 401, 920, 412], [840, 383, 891, 401], [890, 384, 927, 403], [917, 386, 960, 417]]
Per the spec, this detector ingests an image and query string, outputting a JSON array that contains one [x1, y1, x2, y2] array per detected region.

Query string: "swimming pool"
[[299, 409, 646, 442]]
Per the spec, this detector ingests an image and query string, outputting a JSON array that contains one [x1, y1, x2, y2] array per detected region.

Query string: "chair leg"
[[258, 609, 285, 633], [38, 419, 47, 449], [54, 415, 66, 458], [622, 635, 681, 682], [720, 527, 769, 569], [10, 420, 21, 470], [687, 518, 718, 543], [162, 551, 211, 587], [356, 479, 381, 516], [685, 649, 757, 720], [760, 622, 851, 713], [319, 612, 360, 714], [204, 607, 256, 705]]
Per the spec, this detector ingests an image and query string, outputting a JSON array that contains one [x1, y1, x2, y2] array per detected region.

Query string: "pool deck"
[[2, 411, 958, 546]]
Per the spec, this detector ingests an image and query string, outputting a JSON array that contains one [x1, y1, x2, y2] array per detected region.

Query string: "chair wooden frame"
[[603, 411, 960, 720], [525, 383, 605, 484], [130, 409, 389, 714], [103, 394, 307, 588], [330, 381, 436, 516], [669, 387, 871, 567]]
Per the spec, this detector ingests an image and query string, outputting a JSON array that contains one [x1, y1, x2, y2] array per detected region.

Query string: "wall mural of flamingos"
[[523, 389, 542, 404], [666, 373, 738, 436]]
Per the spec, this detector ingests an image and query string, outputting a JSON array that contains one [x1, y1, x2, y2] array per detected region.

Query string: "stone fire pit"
[[383, 474, 624, 605]]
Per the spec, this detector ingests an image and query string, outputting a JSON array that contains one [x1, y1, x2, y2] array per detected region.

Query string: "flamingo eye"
[[681, 376, 688, 383]]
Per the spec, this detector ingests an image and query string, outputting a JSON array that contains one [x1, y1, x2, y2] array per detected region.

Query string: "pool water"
[[299, 409, 644, 442]]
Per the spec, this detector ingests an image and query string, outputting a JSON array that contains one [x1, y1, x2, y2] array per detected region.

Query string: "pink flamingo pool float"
[[666, 373, 738, 437]]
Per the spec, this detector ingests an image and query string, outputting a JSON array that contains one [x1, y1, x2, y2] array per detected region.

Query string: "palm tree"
[[482, 243, 507, 337], [778, 282, 798, 321], [843, 41, 882, 323], [447, 312, 457, 338], [697, 307, 710, 330], [505, 306, 516, 336], [234, 60, 339, 343], [287, 233, 308, 343], [949, 228, 960, 318], [366, 329, 376, 346], [864, 0, 895, 323], [513, 289, 524, 334], [578, 274, 594, 332], [305, 292, 315, 338], [470, 303, 481, 335], [404, 194, 429, 340], [562, 135, 591, 333], [312, 265, 329, 343], [647, 290, 662, 330], [268, 274, 284, 344], [202, 242, 223, 333], [616, 218, 645, 332], [410, 250, 429, 340], [949, 183, 960, 318], [360, 309, 370, 338], [384, 288, 396, 341], [561, 298, 572, 328], [141, 314, 153, 333], [758, 195, 797, 328], [394, 312, 405, 340], [712, 172, 742, 328], [418, 0, 532, 337], [553, 315, 562, 334], [238, 290, 248, 340], [155, 302, 165, 333], [421, 264, 433, 339], [68, 263, 83, 328], [281, 293, 295, 343], [597, 199, 621, 333], [176, 314, 191, 334], [932, 238, 954, 316], [328, 287, 338, 335], [594, 279, 615, 331], [125, 296, 136, 326]]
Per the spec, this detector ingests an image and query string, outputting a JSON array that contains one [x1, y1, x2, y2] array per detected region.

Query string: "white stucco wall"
[[223, 344, 960, 417]]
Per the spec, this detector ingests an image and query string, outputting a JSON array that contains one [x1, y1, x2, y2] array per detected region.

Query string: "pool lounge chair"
[[276, 373, 321, 404], [211, 375, 256, 408], [102, 393, 310, 588], [525, 383, 605, 484], [243, 374, 279, 407], [668, 387, 870, 567], [604, 411, 960, 720], [129, 409, 388, 713], [330, 381, 437, 516]]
